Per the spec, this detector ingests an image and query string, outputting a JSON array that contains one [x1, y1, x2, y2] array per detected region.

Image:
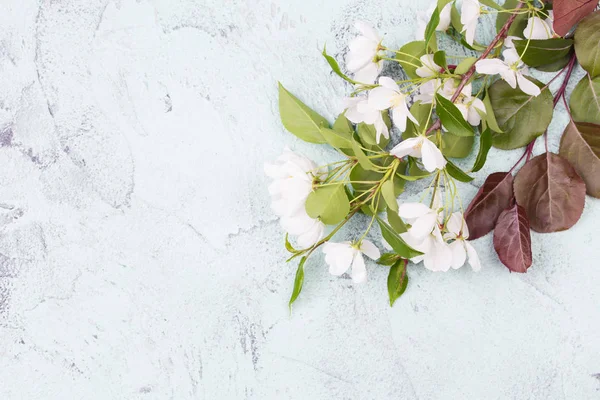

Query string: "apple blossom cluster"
[[267, 0, 600, 309]]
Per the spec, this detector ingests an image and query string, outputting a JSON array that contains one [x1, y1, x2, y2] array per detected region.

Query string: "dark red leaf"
[[553, 0, 599, 36], [514, 152, 586, 233], [493, 203, 533, 273], [465, 172, 514, 240]]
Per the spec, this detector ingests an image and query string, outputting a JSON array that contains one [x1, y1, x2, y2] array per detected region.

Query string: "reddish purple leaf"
[[465, 172, 514, 240], [514, 153, 586, 233], [493, 203, 533, 273], [553, 0, 599, 36]]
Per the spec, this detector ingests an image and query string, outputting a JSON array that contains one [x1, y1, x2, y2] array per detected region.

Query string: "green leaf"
[[488, 78, 553, 149], [424, 8, 440, 48], [575, 11, 600, 78], [378, 252, 401, 266], [482, 88, 503, 133], [350, 164, 382, 193], [278, 82, 328, 143], [388, 259, 409, 307], [442, 132, 474, 158], [471, 128, 492, 172], [320, 127, 353, 150], [305, 184, 350, 224], [289, 257, 306, 311], [437, 0, 453, 11], [376, 216, 422, 259], [333, 113, 354, 135], [407, 157, 433, 179], [496, 0, 528, 37], [450, 3, 463, 32], [433, 50, 447, 71], [387, 207, 408, 233], [445, 159, 474, 182], [454, 57, 477, 75], [535, 52, 573, 72], [396, 41, 427, 79], [322, 45, 357, 84], [435, 93, 474, 137], [569, 74, 600, 124], [351, 139, 376, 171], [404, 101, 433, 139], [381, 180, 398, 212], [284, 234, 297, 253], [513, 38, 574, 68]]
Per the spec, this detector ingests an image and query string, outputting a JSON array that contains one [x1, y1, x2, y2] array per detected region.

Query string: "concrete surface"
[[0, 0, 599, 399]]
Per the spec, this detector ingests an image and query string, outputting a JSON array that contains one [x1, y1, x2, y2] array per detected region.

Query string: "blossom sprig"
[[269, 0, 600, 310]]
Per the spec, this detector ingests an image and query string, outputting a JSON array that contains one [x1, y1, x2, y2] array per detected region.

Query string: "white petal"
[[467, 104, 482, 126], [502, 48, 520, 66], [359, 239, 381, 260], [368, 87, 395, 110], [416, 54, 440, 78], [475, 59, 509, 75], [517, 73, 541, 97], [465, 242, 482, 271], [445, 212, 463, 237], [323, 243, 354, 276], [374, 115, 390, 143], [438, 3, 452, 31], [464, 21, 477, 46], [504, 35, 519, 49], [409, 212, 438, 238], [415, 19, 427, 40], [355, 21, 380, 43], [296, 220, 325, 248], [378, 76, 400, 92], [281, 212, 314, 236], [351, 252, 368, 283], [449, 240, 467, 269], [391, 105, 409, 132], [353, 61, 382, 84], [389, 137, 421, 159], [461, 0, 481, 25], [455, 103, 469, 122], [501, 69, 518, 89], [420, 138, 447, 172], [398, 202, 432, 219], [423, 239, 452, 272], [523, 17, 553, 40]]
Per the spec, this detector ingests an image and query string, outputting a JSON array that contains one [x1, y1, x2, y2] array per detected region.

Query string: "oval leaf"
[[471, 128, 493, 172], [465, 172, 514, 240], [388, 259, 409, 307], [512, 38, 574, 68], [559, 121, 600, 197], [435, 93, 474, 137], [404, 101, 433, 139], [351, 139, 376, 171], [278, 82, 327, 143], [396, 41, 427, 79], [514, 152, 586, 233], [574, 10, 600, 78], [488, 78, 553, 149], [376, 216, 422, 259], [322, 45, 357, 84], [569, 74, 600, 124], [493, 204, 532, 273], [381, 179, 399, 212], [305, 184, 350, 225], [441, 132, 474, 158], [555, 0, 599, 37], [454, 57, 477, 75], [445, 159, 474, 182], [289, 256, 307, 311], [496, 0, 528, 36]]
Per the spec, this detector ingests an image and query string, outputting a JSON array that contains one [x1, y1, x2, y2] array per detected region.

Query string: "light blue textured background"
[[0, 0, 599, 399]]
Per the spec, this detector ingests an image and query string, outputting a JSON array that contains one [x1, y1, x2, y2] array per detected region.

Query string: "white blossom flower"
[[323, 240, 381, 283], [416, 2, 453, 40], [456, 96, 486, 126], [265, 149, 326, 247], [416, 54, 442, 78], [461, 0, 481, 46], [414, 78, 443, 104], [401, 228, 453, 272], [347, 21, 384, 84], [390, 136, 446, 172], [398, 202, 443, 239], [504, 35, 520, 49], [369, 77, 418, 132], [475, 50, 541, 96], [444, 212, 481, 271], [281, 209, 326, 248], [343, 97, 389, 143], [523, 11, 554, 40]]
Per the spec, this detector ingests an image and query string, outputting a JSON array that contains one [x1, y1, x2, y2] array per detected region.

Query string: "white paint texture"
[[0, 0, 599, 399]]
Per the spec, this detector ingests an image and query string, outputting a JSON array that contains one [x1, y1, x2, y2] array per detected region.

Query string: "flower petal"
[[465, 241, 482, 271], [368, 87, 395, 110], [378, 76, 400, 92], [296, 220, 325, 248], [398, 202, 432, 219], [360, 239, 381, 260], [324, 243, 354, 276], [449, 240, 467, 269], [423, 239, 453, 272], [475, 59, 508, 75], [390, 137, 421, 159], [351, 252, 368, 283], [409, 211, 438, 238], [355, 21, 380, 42], [353, 61, 383, 84], [517, 73, 541, 97], [420, 138, 447, 172]]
